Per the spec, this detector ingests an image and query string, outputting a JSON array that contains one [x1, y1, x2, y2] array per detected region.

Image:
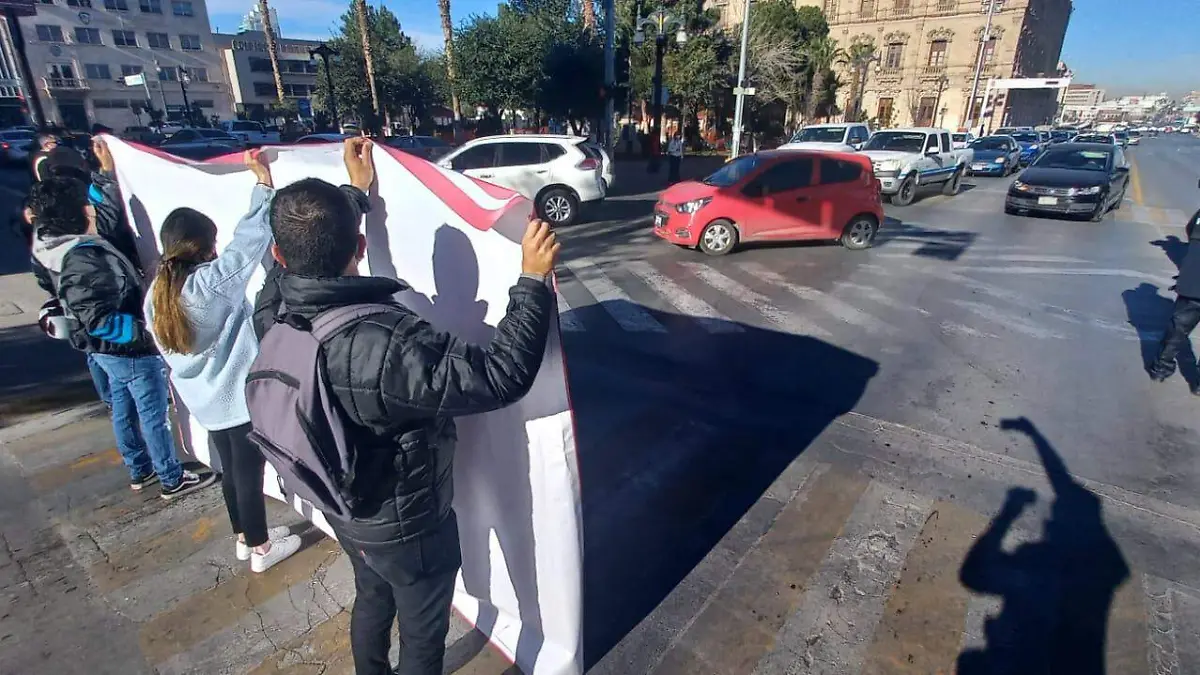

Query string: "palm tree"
[[355, 0, 381, 117], [438, 0, 460, 122], [803, 37, 846, 122], [845, 41, 878, 122], [258, 0, 284, 102], [580, 0, 597, 31]]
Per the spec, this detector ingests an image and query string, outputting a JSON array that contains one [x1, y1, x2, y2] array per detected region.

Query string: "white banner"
[[103, 137, 584, 675]]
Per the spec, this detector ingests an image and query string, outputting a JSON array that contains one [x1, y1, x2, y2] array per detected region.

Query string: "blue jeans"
[[90, 354, 183, 487], [86, 353, 112, 409]]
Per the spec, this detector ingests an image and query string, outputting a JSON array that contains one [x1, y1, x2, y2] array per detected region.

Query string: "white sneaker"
[[236, 526, 294, 561], [250, 534, 303, 574]]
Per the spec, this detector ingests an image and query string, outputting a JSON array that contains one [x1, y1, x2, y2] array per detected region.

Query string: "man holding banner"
[[248, 139, 560, 675]]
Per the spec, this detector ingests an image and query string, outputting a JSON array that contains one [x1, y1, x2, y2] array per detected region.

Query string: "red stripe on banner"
[[380, 145, 526, 232]]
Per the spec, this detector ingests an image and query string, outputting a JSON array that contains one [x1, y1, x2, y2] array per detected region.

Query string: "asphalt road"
[[2, 137, 1199, 674]]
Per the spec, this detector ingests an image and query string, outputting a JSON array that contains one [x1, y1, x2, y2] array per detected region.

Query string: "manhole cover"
[[0, 301, 22, 316]]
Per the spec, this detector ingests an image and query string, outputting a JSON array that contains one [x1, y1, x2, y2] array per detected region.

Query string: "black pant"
[[1153, 295, 1200, 373], [209, 423, 269, 547], [668, 155, 681, 183], [331, 512, 461, 675]]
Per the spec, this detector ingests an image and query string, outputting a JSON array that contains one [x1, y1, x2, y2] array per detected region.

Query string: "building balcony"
[[43, 77, 90, 91], [921, 65, 948, 76]]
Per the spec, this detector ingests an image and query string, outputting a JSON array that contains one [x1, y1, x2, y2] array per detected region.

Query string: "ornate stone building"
[[710, 0, 1073, 131]]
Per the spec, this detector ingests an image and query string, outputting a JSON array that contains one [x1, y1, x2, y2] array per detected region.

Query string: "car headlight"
[[675, 197, 712, 214], [1012, 180, 1030, 192], [994, 156, 1007, 163], [875, 159, 901, 172], [1070, 185, 1103, 196]]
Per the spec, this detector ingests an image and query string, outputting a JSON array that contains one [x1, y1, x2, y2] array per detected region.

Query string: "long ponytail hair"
[[151, 208, 217, 354]]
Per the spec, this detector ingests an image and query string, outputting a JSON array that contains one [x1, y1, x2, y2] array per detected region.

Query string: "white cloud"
[[406, 29, 444, 53]]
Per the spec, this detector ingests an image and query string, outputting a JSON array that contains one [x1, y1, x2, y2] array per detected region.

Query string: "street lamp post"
[[309, 43, 340, 130], [633, 8, 686, 172], [967, 0, 1001, 133], [177, 66, 192, 125]]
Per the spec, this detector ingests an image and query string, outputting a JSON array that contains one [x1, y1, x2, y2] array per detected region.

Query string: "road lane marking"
[[1129, 154, 1146, 206], [625, 260, 743, 333], [949, 266, 1176, 288], [863, 501, 986, 674], [949, 299, 1066, 339], [1144, 574, 1183, 675], [564, 260, 667, 332], [680, 263, 832, 338], [738, 262, 892, 334], [754, 482, 934, 675]]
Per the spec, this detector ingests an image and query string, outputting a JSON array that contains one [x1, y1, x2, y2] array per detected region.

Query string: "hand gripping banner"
[[103, 137, 584, 675]]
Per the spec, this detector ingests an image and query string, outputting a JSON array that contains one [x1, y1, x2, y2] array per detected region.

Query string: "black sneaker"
[[160, 469, 216, 501], [130, 472, 159, 491]]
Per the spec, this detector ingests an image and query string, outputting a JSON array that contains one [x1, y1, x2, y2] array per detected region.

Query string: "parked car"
[[1071, 133, 1117, 145], [966, 135, 1021, 177], [1049, 129, 1076, 144], [1127, 129, 1142, 145], [951, 132, 975, 150], [1005, 142, 1130, 221], [294, 133, 352, 144], [219, 120, 282, 146], [437, 134, 605, 226], [652, 150, 883, 255], [158, 129, 245, 160], [121, 126, 165, 145], [1007, 131, 1046, 165], [779, 123, 872, 152], [0, 129, 36, 164], [859, 128, 973, 206], [1113, 130, 1130, 148], [381, 134, 453, 161]]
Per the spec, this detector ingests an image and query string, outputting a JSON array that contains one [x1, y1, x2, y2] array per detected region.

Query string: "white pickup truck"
[[778, 122, 872, 153], [860, 127, 973, 205], [219, 120, 282, 146]]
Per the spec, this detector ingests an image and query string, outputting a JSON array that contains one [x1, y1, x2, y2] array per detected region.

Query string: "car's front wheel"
[[840, 215, 879, 250], [537, 188, 579, 226], [890, 175, 916, 206], [698, 219, 738, 256]]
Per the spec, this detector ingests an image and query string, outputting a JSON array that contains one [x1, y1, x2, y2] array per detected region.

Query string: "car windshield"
[[863, 132, 926, 152], [1011, 132, 1040, 143], [703, 155, 765, 186], [790, 127, 846, 143], [971, 137, 1011, 151], [1032, 148, 1111, 172], [1075, 135, 1111, 144], [1114, 131, 1128, 139], [952, 134, 968, 142]]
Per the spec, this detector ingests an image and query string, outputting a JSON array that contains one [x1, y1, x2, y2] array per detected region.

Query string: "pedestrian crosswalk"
[[554, 252, 1162, 348], [5, 400, 1200, 674]]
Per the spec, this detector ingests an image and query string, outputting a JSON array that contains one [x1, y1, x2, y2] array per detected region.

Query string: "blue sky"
[[206, 0, 1199, 97], [206, 0, 498, 52], [1061, 0, 1197, 96]]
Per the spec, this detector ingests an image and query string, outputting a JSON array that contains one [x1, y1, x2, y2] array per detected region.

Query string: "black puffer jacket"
[[1178, 219, 1200, 299], [252, 266, 553, 545]]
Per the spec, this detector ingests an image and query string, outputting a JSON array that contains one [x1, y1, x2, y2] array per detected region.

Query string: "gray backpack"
[[245, 303, 393, 519]]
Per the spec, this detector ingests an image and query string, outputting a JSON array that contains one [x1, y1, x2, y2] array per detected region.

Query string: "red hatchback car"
[[653, 150, 884, 255]]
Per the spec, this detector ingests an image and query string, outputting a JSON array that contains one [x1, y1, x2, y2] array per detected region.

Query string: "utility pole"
[[966, 0, 999, 131], [730, 0, 753, 158], [177, 67, 192, 125], [603, 0, 615, 150], [310, 43, 340, 130], [4, 8, 45, 127]]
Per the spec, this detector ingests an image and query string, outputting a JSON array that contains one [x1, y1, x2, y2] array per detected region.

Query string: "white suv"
[[438, 134, 606, 226]]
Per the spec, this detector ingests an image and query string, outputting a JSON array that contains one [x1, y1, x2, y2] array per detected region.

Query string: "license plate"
[[654, 213, 667, 227], [1037, 196, 1058, 205], [972, 163, 987, 170]]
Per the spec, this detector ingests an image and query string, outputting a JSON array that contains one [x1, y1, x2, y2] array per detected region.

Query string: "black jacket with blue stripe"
[[31, 174, 156, 358]]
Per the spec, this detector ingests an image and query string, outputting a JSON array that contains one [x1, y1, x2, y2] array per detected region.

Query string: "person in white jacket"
[[143, 149, 302, 573]]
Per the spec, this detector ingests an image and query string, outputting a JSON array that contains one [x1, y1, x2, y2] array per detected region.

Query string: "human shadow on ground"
[[1150, 234, 1188, 271], [958, 417, 1129, 675], [1121, 282, 1198, 387], [564, 297, 879, 667], [874, 217, 978, 261]]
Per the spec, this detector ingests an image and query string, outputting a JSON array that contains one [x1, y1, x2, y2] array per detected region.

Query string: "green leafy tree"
[[843, 39, 878, 122], [455, 7, 547, 118], [739, 0, 833, 133], [313, 4, 448, 132], [803, 36, 846, 121]]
